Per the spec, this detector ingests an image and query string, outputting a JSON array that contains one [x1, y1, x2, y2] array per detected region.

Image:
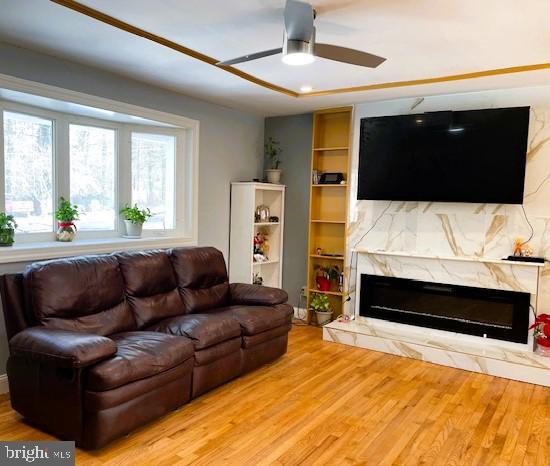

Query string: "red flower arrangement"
[[530, 313, 550, 354]]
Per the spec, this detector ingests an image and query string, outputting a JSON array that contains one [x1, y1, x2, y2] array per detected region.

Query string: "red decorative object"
[[530, 313, 550, 355], [316, 276, 330, 291]]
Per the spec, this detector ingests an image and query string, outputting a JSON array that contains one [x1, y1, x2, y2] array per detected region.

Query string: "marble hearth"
[[323, 250, 550, 387]]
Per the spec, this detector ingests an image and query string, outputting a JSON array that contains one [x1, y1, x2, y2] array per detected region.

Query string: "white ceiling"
[[0, 0, 549, 115]]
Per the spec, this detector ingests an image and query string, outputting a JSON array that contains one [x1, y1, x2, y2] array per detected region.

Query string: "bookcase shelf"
[[306, 107, 352, 324], [229, 182, 285, 288]]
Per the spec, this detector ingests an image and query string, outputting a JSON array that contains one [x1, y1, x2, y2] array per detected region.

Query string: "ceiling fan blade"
[[284, 0, 315, 41], [315, 43, 386, 68], [217, 48, 282, 66]]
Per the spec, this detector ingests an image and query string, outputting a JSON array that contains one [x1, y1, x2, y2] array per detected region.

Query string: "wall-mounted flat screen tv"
[[357, 107, 530, 204]]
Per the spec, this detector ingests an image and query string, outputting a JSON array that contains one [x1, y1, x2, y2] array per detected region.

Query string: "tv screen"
[[357, 107, 530, 204]]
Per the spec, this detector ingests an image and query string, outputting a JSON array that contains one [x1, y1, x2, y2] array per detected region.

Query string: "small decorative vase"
[[56, 222, 76, 242], [123, 220, 143, 238], [265, 169, 282, 184], [255, 205, 270, 223], [316, 276, 330, 291], [0, 228, 15, 247], [314, 310, 333, 326], [535, 336, 550, 357]]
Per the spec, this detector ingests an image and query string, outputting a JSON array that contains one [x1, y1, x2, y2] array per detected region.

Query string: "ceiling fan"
[[217, 0, 386, 68]]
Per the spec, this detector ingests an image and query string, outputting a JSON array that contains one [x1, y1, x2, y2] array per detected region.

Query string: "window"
[[70, 124, 116, 230], [3, 112, 53, 233], [0, 85, 197, 255], [131, 132, 175, 230]]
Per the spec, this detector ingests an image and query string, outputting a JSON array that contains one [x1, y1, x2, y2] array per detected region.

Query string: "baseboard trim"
[[0, 374, 8, 394]]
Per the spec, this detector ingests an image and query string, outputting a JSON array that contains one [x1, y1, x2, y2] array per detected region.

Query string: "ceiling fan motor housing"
[[283, 33, 314, 57]]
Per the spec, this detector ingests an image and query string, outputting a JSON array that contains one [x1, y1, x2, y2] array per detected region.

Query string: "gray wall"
[[264, 114, 312, 306], [0, 41, 264, 374]]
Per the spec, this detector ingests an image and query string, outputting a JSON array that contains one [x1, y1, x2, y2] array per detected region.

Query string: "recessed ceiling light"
[[300, 85, 313, 93]]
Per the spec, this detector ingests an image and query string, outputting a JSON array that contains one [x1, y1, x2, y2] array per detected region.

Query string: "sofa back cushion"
[[116, 250, 184, 328], [25, 255, 135, 336], [170, 247, 230, 313]]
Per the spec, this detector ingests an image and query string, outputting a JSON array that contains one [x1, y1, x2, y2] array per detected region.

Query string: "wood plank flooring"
[[0, 325, 548, 465]]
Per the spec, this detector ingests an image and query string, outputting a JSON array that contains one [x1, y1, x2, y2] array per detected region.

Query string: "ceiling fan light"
[[282, 52, 315, 66]]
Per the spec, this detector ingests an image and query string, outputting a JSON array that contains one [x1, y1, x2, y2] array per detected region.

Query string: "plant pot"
[[123, 220, 144, 238], [316, 276, 330, 291], [314, 310, 333, 326], [265, 169, 282, 184], [0, 228, 15, 246], [56, 223, 76, 242]]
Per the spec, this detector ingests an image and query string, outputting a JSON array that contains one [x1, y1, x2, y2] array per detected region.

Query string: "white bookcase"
[[229, 182, 285, 288]]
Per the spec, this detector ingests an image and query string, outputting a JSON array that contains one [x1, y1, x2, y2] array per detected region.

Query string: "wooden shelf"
[[254, 222, 280, 226], [310, 219, 346, 224], [310, 254, 344, 260], [308, 289, 343, 296], [307, 107, 352, 324], [313, 146, 349, 151]]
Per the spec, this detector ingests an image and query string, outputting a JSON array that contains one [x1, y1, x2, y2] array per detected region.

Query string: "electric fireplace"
[[359, 274, 530, 344]]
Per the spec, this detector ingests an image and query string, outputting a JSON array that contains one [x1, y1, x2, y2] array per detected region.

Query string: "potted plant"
[[314, 264, 340, 291], [265, 136, 282, 184], [530, 313, 550, 356], [55, 197, 79, 242], [120, 203, 152, 238], [310, 293, 333, 326], [0, 213, 17, 246]]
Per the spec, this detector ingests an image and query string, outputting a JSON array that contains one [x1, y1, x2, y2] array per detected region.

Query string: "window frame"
[[0, 74, 199, 261]]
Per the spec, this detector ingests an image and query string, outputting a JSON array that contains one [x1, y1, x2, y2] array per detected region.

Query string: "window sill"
[[0, 236, 196, 264]]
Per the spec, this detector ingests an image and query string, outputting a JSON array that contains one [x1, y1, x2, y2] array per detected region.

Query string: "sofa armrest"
[[9, 327, 117, 368], [230, 283, 288, 306]]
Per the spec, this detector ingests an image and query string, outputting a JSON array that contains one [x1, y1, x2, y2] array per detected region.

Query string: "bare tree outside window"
[[131, 133, 175, 230], [3, 111, 53, 233], [70, 124, 116, 230]]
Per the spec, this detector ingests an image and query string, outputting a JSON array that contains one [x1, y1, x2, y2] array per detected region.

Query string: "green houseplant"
[[264, 136, 282, 184], [120, 203, 152, 238], [55, 197, 79, 242], [310, 293, 333, 326], [0, 213, 17, 246]]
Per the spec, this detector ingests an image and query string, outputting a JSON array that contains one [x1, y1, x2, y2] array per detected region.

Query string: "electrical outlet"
[[300, 285, 307, 297]]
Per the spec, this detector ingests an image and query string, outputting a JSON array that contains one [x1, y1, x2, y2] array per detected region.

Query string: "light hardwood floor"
[[0, 325, 548, 465]]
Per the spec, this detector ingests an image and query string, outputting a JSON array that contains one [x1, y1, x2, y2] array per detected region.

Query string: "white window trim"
[[0, 73, 199, 263]]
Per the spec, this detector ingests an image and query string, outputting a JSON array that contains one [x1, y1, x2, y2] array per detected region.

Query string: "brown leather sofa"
[[0, 247, 292, 449]]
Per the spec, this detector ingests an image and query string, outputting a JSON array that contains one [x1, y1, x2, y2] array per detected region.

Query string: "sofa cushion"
[[170, 247, 230, 313], [242, 323, 292, 349], [147, 313, 241, 350], [194, 337, 242, 366], [213, 304, 293, 336], [116, 250, 184, 328], [25, 255, 135, 336], [86, 331, 193, 391]]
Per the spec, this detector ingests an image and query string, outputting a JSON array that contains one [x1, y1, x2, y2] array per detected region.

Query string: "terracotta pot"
[[316, 276, 330, 291]]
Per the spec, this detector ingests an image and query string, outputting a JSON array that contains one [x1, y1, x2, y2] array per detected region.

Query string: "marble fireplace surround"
[[323, 86, 550, 387], [323, 250, 550, 386]]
